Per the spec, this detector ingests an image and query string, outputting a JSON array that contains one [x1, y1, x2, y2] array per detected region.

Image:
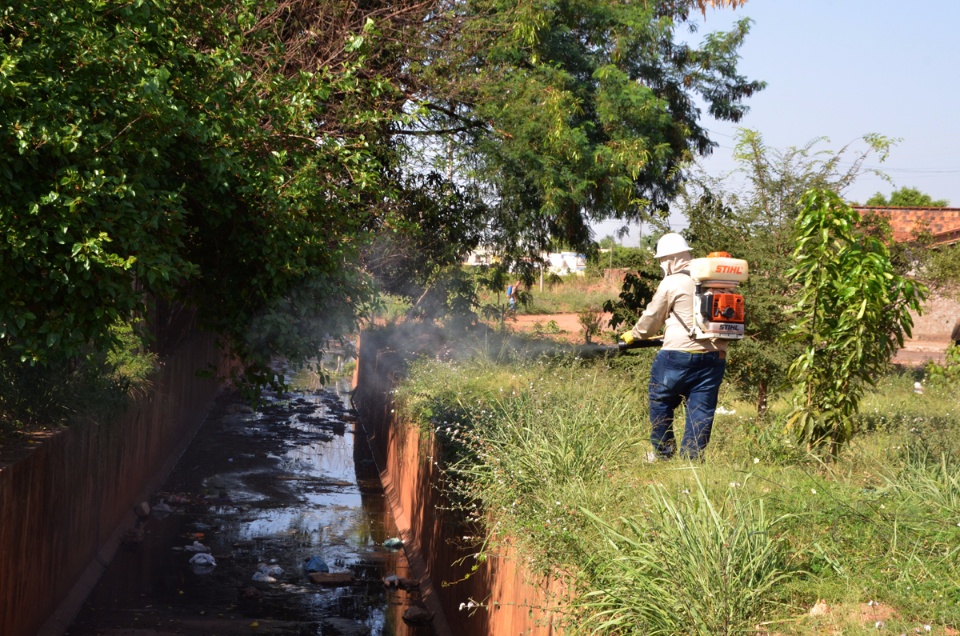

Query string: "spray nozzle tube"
[[617, 338, 664, 352]]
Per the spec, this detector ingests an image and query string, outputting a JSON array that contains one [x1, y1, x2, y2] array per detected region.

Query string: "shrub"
[[925, 344, 960, 386], [578, 308, 603, 344]]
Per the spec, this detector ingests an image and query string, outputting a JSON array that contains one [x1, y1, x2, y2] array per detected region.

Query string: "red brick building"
[[852, 206, 960, 246]]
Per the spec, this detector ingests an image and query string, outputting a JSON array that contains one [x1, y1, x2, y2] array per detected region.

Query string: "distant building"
[[463, 247, 497, 266], [853, 206, 960, 247], [545, 251, 587, 276], [463, 248, 587, 275]]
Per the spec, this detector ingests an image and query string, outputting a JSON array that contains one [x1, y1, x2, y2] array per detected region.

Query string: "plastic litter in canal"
[[65, 383, 434, 636]]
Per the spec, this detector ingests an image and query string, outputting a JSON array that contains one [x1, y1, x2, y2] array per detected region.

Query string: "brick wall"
[[854, 206, 960, 244], [0, 332, 228, 636], [354, 330, 565, 636]]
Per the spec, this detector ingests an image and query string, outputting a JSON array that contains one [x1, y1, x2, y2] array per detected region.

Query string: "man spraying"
[[620, 233, 745, 461]]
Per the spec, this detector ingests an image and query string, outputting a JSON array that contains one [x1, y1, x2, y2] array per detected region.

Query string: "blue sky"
[[595, 0, 960, 245]]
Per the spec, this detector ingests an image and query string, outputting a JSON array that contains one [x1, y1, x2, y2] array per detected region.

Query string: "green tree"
[[598, 235, 618, 250], [680, 130, 895, 413], [864, 186, 949, 207], [1, 0, 760, 397], [404, 0, 764, 263], [367, 0, 762, 329], [0, 0, 422, 391], [860, 187, 953, 289], [786, 190, 926, 456]]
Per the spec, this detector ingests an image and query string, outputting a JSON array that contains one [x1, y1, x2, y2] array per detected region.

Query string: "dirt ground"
[[509, 312, 611, 344], [894, 291, 960, 365], [509, 290, 960, 366]]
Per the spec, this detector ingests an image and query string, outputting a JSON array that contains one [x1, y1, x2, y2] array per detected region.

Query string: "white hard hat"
[[655, 232, 691, 258]]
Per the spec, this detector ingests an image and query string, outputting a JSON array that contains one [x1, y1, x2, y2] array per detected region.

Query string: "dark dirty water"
[[66, 380, 434, 636]]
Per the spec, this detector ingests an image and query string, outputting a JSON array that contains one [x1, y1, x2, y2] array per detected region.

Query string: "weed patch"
[[578, 476, 792, 636], [391, 337, 960, 634]]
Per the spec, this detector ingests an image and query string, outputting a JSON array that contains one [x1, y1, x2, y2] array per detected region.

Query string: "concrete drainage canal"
[[65, 381, 435, 636]]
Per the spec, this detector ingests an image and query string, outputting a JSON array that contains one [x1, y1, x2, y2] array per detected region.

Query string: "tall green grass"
[[578, 475, 791, 636], [391, 334, 960, 634], [476, 274, 621, 315]]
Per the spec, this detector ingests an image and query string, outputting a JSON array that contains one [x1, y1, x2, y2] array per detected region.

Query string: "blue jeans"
[[648, 350, 727, 460]]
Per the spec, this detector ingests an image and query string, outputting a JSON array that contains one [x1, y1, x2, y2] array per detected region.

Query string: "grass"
[[391, 333, 960, 635], [578, 476, 791, 636], [477, 274, 622, 315]]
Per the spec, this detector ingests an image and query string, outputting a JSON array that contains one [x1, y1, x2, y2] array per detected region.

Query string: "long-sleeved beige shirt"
[[630, 253, 728, 353]]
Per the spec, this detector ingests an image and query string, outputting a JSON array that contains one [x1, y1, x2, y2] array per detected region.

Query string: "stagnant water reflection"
[[66, 382, 434, 636]]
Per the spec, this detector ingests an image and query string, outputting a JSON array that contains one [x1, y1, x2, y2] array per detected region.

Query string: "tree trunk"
[[756, 379, 768, 417]]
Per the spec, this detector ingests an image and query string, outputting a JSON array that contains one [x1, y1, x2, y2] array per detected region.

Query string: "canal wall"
[[354, 330, 564, 636], [0, 331, 228, 636]]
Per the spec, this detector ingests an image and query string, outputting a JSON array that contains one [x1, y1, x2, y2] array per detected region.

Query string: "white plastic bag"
[[189, 553, 216, 566], [185, 541, 210, 553]]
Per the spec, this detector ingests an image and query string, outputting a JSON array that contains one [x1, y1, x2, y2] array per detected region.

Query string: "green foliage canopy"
[[408, 0, 764, 258], [1, 0, 764, 391], [926, 244, 960, 292], [865, 186, 949, 208], [0, 0, 394, 382]]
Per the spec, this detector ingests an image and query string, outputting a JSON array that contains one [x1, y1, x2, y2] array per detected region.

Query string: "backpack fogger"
[[677, 252, 748, 340]]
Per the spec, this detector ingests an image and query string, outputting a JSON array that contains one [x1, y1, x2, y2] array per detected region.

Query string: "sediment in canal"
[[353, 329, 565, 636]]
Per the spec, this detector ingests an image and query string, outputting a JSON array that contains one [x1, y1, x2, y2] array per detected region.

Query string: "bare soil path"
[[509, 312, 611, 343]]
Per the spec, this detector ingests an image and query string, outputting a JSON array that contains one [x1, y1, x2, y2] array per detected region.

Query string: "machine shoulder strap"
[[669, 270, 696, 337]]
